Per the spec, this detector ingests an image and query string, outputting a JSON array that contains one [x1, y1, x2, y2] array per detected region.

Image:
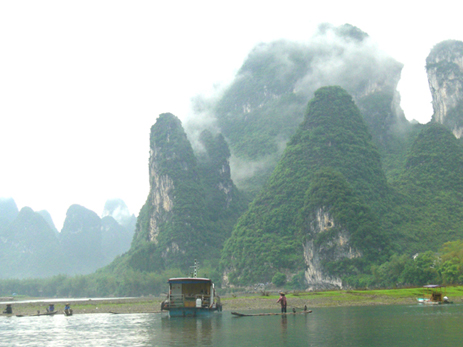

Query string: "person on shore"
[[276, 292, 287, 313], [3, 304, 12, 314]]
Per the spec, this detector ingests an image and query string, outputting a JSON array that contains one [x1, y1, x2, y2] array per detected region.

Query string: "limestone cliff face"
[[131, 113, 246, 270], [144, 113, 201, 256], [426, 40, 463, 138], [147, 155, 175, 244], [303, 208, 361, 290], [354, 59, 406, 125]]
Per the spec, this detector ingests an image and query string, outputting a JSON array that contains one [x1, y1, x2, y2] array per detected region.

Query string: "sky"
[[1, 0, 462, 230]]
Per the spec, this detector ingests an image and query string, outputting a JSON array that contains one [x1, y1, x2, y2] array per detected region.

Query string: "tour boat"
[[417, 285, 452, 305], [160, 261, 222, 317]]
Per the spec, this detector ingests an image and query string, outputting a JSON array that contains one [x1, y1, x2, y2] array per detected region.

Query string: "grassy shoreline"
[[3, 286, 463, 316]]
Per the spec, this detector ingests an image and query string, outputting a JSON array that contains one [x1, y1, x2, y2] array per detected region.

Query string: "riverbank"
[[3, 287, 463, 316]]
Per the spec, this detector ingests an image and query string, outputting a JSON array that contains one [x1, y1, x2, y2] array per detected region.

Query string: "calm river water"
[[2, 304, 463, 346]]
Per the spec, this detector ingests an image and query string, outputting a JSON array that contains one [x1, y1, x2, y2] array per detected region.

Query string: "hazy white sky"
[[1, 1, 462, 230]]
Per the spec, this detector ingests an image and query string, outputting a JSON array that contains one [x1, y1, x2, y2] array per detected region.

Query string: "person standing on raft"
[[276, 292, 287, 313], [64, 303, 72, 316], [3, 304, 12, 314]]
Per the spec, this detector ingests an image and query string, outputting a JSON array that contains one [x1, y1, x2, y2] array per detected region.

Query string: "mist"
[[185, 24, 407, 188]]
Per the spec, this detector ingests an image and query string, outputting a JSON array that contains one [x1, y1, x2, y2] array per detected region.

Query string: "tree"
[[401, 251, 441, 285], [272, 272, 286, 287]]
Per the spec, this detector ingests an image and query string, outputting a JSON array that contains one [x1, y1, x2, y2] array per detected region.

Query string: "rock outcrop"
[[303, 209, 356, 290], [142, 113, 206, 263], [299, 166, 382, 290], [426, 40, 463, 137], [130, 113, 246, 271]]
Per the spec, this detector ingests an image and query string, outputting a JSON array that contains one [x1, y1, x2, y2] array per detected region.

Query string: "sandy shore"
[[2, 292, 461, 316], [2, 297, 163, 316]]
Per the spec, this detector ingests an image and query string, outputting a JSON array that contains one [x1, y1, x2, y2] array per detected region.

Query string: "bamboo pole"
[[231, 310, 312, 317]]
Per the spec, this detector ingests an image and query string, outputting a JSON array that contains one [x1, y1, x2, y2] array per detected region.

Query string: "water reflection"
[[155, 315, 222, 346], [280, 315, 288, 345]]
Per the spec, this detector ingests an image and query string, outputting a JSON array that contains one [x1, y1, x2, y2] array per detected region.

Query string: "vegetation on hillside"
[[190, 24, 406, 195], [390, 123, 463, 254], [299, 168, 387, 274], [220, 86, 391, 285], [119, 113, 248, 276], [2, 238, 463, 298]]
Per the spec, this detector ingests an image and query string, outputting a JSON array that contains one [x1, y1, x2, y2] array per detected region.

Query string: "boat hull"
[[167, 308, 220, 317], [417, 298, 452, 305]]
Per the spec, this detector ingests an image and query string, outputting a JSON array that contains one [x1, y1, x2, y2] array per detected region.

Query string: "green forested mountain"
[[128, 113, 212, 271], [121, 113, 247, 275], [299, 168, 385, 284], [220, 86, 390, 285], [196, 130, 249, 249], [356, 90, 422, 180], [391, 123, 463, 254], [190, 23, 411, 195]]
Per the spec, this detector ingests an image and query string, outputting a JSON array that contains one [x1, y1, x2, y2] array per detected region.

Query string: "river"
[[2, 304, 463, 346]]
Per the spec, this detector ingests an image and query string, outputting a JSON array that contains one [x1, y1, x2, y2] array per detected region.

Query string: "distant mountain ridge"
[[0, 199, 135, 279]]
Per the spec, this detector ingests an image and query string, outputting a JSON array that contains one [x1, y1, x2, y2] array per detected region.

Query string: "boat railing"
[[167, 294, 213, 308], [168, 294, 185, 308]]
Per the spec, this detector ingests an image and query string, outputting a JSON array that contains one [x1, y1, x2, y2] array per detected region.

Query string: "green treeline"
[[351, 240, 463, 288], [2, 239, 463, 297]]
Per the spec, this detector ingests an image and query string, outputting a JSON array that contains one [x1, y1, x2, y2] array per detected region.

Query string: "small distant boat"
[[160, 260, 222, 317], [64, 309, 73, 316], [417, 285, 453, 305]]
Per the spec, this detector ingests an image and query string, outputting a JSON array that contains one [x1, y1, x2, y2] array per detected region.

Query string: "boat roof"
[[168, 277, 212, 284], [423, 285, 445, 288]]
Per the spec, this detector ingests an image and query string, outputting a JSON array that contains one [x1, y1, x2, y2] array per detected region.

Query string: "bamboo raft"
[[231, 310, 312, 317]]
